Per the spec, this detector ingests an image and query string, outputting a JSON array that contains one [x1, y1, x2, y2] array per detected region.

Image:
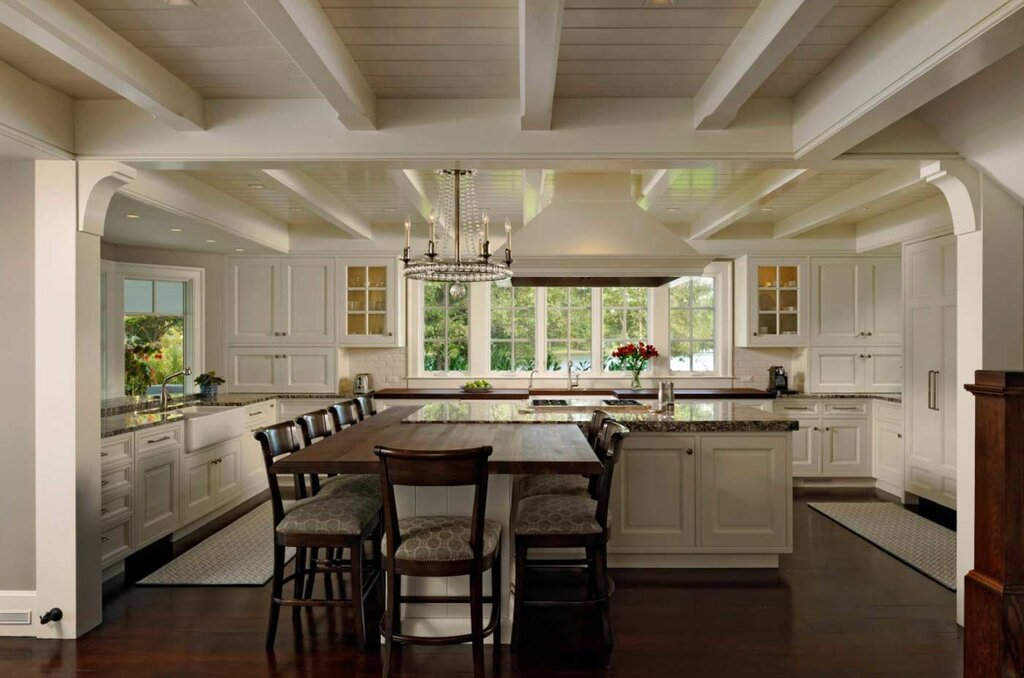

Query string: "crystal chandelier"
[[401, 169, 513, 288]]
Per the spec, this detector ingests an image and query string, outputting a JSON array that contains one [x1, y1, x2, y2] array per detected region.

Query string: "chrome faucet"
[[160, 367, 192, 410], [528, 370, 538, 390]]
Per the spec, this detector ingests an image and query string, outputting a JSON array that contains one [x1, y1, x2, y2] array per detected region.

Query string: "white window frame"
[[102, 261, 205, 399], [662, 261, 733, 378], [409, 279, 472, 377], [487, 282, 539, 376], [598, 286, 654, 374]]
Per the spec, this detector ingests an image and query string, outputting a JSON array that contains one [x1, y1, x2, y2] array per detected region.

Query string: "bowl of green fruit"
[[460, 379, 493, 393]]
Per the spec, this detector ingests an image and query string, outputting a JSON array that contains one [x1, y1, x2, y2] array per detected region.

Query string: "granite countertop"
[[776, 392, 902, 404], [102, 410, 185, 438], [402, 400, 798, 433], [375, 387, 778, 401]]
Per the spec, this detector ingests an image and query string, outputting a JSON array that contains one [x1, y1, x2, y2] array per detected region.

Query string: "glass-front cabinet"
[[338, 258, 404, 346], [735, 256, 809, 347]]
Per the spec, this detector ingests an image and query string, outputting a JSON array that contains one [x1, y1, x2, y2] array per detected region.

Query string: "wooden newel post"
[[964, 370, 1024, 677]]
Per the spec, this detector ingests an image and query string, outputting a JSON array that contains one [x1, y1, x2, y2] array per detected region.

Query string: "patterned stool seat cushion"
[[277, 494, 380, 537], [319, 473, 381, 499], [518, 473, 590, 500], [392, 515, 502, 563], [514, 494, 602, 536]]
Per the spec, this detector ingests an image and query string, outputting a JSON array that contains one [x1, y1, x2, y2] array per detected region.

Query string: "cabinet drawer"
[[100, 435, 132, 467], [775, 401, 820, 416], [100, 464, 132, 495], [100, 519, 132, 566], [100, 492, 132, 526], [136, 424, 182, 457], [823, 401, 868, 417]]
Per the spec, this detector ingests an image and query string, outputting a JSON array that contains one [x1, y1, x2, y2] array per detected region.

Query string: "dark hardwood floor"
[[0, 498, 962, 677]]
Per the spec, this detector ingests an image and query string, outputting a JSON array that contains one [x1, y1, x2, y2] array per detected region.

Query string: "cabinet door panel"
[[228, 258, 280, 342], [610, 436, 695, 547], [279, 349, 336, 393], [862, 259, 902, 344], [873, 419, 904, 492], [812, 260, 859, 345], [214, 440, 243, 504], [791, 420, 820, 477], [809, 348, 861, 393], [228, 348, 278, 392], [820, 419, 870, 477], [699, 436, 788, 547], [906, 306, 942, 499], [135, 449, 178, 548], [182, 453, 217, 524], [283, 258, 335, 343]]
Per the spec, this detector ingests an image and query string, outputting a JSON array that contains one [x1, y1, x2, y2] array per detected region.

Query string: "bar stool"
[[511, 421, 630, 652], [329, 399, 360, 431], [256, 422, 383, 651], [374, 444, 502, 678], [516, 410, 614, 500], [354, 394, 377, 421]]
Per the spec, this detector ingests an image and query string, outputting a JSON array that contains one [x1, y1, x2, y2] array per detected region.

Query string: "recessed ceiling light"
[[125, 213, 139, 219], [384, 207, 396, 212], [247, 184, 265, 190], [665, 207, 679, 212], [170, 228, 183, 232], [643, 0, 678, 6], [761, 207, 774, 212], [205, 239, 216, 243], [289, 207, 303, 212], [161, 0, 197, 6], [862, 206, 871, 211], [235, 248, 246, 252]]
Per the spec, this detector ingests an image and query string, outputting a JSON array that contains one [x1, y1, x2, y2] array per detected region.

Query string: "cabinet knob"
[[897, 433, 903, 439], [858, 354, 865, 359], [753, 332, 758, 336], [825, 427, 830, 431], [867, 332, 873, 336], [685, 448, 693, 456], [867, 354, 873, 359], [388, 332, 393, 336]]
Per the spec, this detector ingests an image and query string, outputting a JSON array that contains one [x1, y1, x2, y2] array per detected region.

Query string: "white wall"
[[0, 161, 36, 590], [99, 243, 225, 377]]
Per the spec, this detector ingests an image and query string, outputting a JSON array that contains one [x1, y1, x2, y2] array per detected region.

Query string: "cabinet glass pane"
[[779, 313, 799, 335], [778, 289, 798, 312], [348, 313, 366, 335], [347, 266, 366, 288], [757, 266, 778, 288], [368, 289, 387, 312], [757, 289, 777, 312], [367, 314, 386, 336], [779, 266, 799, 288], [367, 266, 387, 288], [757, 313, 778, 336], [347, 290, 366, 312]]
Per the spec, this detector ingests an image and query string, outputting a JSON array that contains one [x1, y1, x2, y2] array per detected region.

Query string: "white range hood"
[[510, 173, 706, 285]]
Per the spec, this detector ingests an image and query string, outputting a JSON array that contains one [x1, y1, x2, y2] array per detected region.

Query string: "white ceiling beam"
[[119, 170, 290, 253], [523, 169, 546, 224], [386, 169, 434, 222], [794, 0, 1024, 162], [694, 0, 836, 130], [690, 169, 812, 240], [0, 0, 204, 132], [242, 0, 376, 131], [0, 61, 73, 159], [856, 195, 952, 253], [519, 0, 565, 130], [637, 169, 680, 211], [258, 169, 371, 240], [773, 165, 922, 239]]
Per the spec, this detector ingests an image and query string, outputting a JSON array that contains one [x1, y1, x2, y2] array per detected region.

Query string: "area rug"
[[808, 502, 956, 591], [138, 502, 294, 586]]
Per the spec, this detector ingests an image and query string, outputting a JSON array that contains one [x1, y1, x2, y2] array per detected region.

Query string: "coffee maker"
[[767, 366, 792, 393]]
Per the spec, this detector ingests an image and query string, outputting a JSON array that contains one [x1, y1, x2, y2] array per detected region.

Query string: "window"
[[601, 287, 649, 370], [490, 284, 536, 371], [545, 287, 592, 372], [123, 279, 187, 396], [670, 277, 716, 372], [422, 281, 469, 372]]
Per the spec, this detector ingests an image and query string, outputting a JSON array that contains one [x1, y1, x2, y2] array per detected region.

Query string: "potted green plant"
[[196, 371, 226, 399]]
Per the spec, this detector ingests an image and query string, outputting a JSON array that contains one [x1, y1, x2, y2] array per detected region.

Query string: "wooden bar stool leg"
[[491, 558, 502, 660], [266, 544, 285, 650], [294, 546, 308, 622], [511, 540, 527, 652], [322, 548, 335, 601], [593, 543, 613, 651], [351, 539, 367, 650], [470, 570, 485, 678], [382, 569, 400, 678]]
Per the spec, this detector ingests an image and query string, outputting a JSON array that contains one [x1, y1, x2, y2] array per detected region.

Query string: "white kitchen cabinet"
[[226, 346, 337, 393], [809, 347, 902, 393], [734, 256, 809, 347], [904, 235, 957, 510], [226, 256, 335, 345], [820, 418, 870, 477], [809, 258, 901, 346], [790, 419, 822, 478], [699, 435, 789, 548], [610, 435, 696, 548], [873, 402, 904, 499], [339, 258, 405, 347], [241, 401, 276, 491], [135, 447, 179, 548], [100, 519, 132, 569], [181, 439, 243, 525]]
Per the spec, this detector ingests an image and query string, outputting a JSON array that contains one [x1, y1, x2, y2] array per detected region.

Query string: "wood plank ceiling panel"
[[730, 168, 883, 226]]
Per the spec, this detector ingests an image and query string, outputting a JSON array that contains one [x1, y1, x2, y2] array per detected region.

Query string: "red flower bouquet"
[[611, 341, 659, 390]]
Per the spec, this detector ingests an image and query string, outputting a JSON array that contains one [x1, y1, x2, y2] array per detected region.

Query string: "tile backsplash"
[[342, 347, 408, 387]]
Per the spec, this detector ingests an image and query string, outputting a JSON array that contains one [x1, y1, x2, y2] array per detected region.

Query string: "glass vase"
[[630, 370, 643, 391]]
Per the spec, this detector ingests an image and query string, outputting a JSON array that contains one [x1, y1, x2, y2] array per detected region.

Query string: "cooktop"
[[530, 399, 569, 406]]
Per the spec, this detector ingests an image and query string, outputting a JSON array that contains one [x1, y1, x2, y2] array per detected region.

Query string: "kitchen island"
[[405, 400, 797, 569]]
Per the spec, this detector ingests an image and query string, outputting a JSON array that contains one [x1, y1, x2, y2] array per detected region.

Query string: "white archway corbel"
[[77, 161, 136, 237], [921, 159, 980, 235]]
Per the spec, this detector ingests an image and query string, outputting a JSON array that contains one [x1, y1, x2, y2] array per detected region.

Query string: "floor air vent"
[[0, 610, 32, 625]]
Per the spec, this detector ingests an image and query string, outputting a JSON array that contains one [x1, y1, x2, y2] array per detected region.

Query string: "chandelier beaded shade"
[[401, 169, 513, 283]]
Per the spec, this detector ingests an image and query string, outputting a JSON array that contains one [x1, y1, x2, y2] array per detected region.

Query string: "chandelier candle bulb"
[[403, 217, 411, 249], [505, 219, 512, 250]]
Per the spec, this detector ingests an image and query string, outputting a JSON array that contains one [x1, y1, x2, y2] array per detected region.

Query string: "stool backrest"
[[594, 422, 630, 530], [354, 395, 377, 420], [373, 445, 492, 562], [587, 409, 613, 450], [295, 409, 333, 447], [329, 400, 360, 430], [255, 422, 309, 524]]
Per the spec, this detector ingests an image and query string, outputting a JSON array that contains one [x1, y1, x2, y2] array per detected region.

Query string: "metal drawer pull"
[[832, 406, 858, 410], [249, 410, 263, 416], [101, 480, 109, 487], [100, 508, 108, 515], [100, 451, 109, 457], [101, 536, 109, 543], [785, 406, 810, 411], [147, 435, 172, 444]]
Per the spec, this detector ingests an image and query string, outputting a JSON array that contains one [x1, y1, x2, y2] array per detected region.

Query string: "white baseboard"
[[0, 591, 36, 637], [608, 554, 779, 569]]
